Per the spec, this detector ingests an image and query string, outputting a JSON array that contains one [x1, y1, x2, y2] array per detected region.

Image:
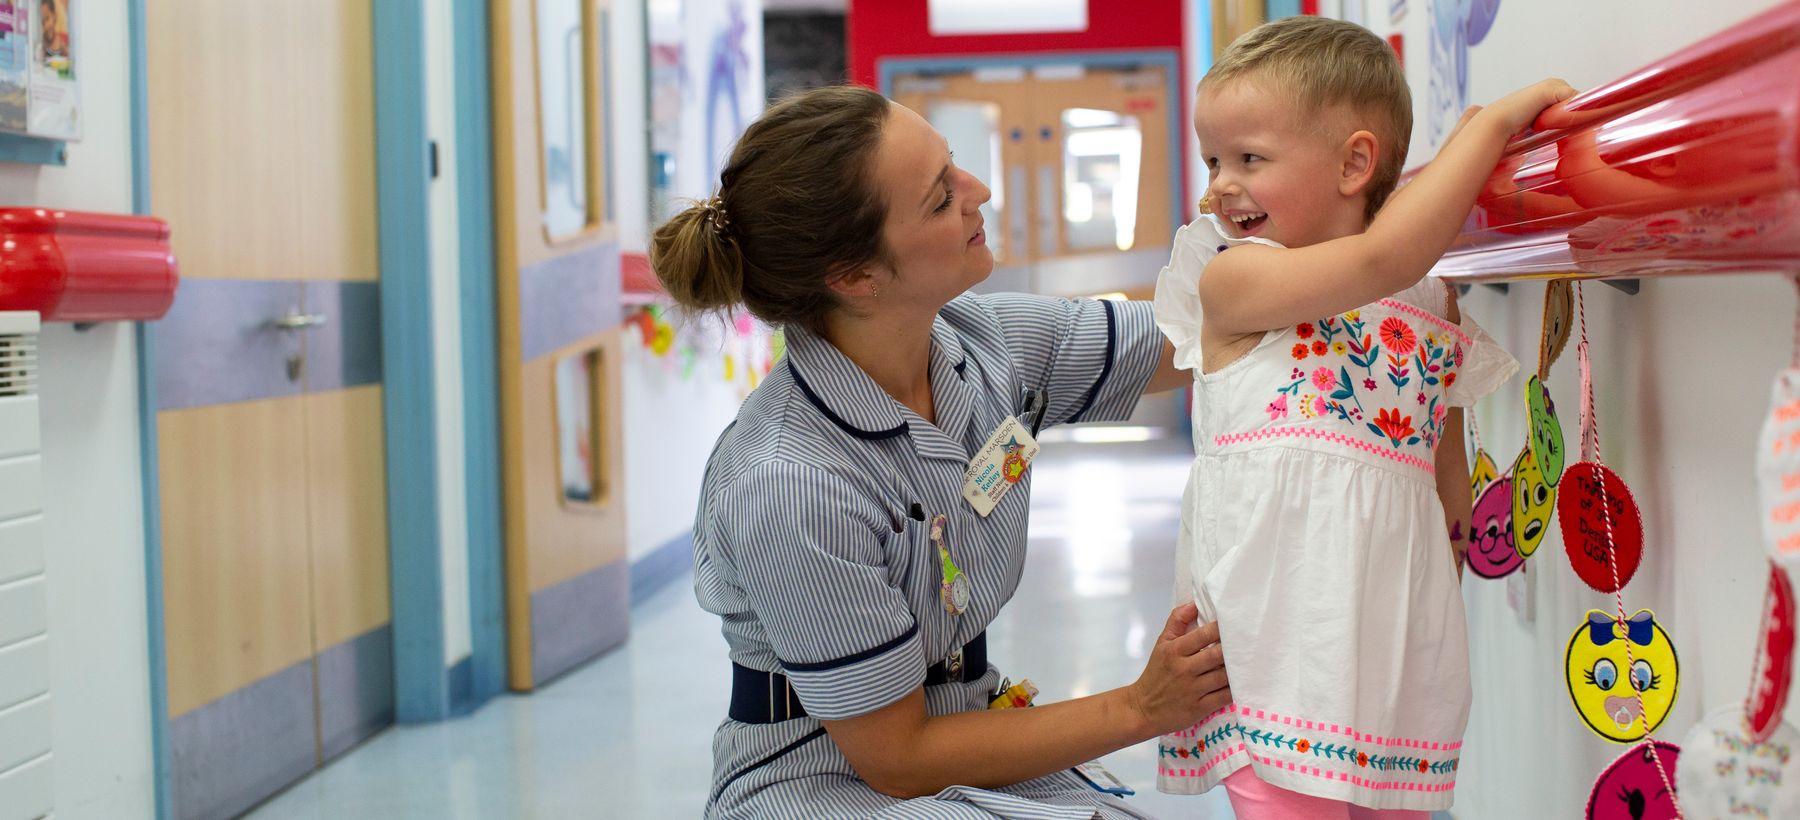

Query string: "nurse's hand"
[[1126, 602, 1231, 737]]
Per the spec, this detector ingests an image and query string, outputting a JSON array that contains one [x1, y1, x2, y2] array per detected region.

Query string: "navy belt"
[[730, 633, 988, 724]]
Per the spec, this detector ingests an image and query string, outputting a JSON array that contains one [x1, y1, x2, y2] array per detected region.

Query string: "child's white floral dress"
[[1151, 216, 1517, 811]]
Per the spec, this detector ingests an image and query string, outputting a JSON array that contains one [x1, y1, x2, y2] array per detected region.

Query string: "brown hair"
[[651, 86, 893, 331], [1203, 16, 1412, 221]]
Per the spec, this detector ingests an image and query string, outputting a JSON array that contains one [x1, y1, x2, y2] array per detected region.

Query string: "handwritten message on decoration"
[[1558, 462, 1643, 593], [1757, 374, 1800, 567]]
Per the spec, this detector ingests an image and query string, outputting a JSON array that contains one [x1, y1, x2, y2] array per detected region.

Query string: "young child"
[[1152, 16, 1572, 818]]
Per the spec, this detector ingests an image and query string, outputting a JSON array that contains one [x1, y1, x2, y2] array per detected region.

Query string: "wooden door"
[[492, 0, 630, 691], [147, 3, 392, 817], [891, 60, 1180, 299]]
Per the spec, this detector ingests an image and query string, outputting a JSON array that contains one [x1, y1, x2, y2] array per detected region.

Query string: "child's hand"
[[1483, 79, 1579, 138]]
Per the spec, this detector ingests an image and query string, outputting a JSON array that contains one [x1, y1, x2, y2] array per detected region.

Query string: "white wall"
[[614, 0, 764, 563], [425, 0, 472, 669], [1351, 0, 1790, 816], [0, 0, 156, 816]]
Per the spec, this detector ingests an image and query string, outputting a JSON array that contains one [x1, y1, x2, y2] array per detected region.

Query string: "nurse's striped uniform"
[[695, 292, 1165, 819]]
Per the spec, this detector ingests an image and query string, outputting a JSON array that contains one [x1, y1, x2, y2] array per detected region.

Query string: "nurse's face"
[[867, 103, 994, 313]]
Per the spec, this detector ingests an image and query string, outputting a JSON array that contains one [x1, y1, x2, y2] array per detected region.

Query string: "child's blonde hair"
[[1202, 16, 1412, 221]]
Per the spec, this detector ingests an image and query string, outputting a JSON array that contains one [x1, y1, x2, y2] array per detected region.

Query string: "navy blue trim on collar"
[[1069, 299, 1118, 423], [780, 622, 919, 672], [787, 359, 909, 441]]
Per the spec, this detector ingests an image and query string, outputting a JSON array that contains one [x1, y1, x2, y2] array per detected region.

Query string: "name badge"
[[962, 416, 1040, 517]]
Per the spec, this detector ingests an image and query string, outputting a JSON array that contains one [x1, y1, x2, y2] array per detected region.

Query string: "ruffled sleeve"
[[1446, 310, 1519, 406], [1153, 216, 1283, 372]]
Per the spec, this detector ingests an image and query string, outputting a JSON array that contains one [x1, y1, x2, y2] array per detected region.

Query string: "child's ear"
[[1339, 130, 1380, 198]]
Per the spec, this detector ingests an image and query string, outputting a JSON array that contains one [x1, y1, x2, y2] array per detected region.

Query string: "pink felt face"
[[1469, 475, 1523, 578], [1588, 741, 1680, 820]]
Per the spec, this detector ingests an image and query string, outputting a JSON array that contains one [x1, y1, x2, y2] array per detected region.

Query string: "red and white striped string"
[[1577, 282, 1683, 817]]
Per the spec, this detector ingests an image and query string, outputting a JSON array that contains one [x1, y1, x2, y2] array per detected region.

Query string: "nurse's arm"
[[1143, 339, 1189, 394], [820, 607, 1229, 799]]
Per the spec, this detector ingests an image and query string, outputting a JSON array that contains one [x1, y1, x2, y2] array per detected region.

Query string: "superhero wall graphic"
[[648, 0, 763, 221], [1426, 0, 1502, 147]]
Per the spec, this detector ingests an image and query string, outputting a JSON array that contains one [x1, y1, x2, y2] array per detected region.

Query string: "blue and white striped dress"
[[694, 293, 1165, 819]]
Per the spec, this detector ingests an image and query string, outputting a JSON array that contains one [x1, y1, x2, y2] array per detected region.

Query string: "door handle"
[[272, 312, 329, 331]]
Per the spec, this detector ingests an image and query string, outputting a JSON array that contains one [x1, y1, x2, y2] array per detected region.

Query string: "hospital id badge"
[[1073, 760, 1134, 796], [962, 416, 1040, 517]]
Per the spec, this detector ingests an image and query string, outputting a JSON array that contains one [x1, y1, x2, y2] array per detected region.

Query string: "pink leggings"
[[1222, 767, 1431, 820]]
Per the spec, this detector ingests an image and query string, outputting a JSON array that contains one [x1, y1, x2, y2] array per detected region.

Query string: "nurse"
[[653, 85, 1230, 819]]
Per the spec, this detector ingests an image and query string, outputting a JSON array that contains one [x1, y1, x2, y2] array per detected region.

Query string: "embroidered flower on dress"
[[1312, 340, 1329, 356], [1417, 392, 1427, 405], [1310, 395, 1329, 418], [1332, 342, 1348, 356], [1379, 317, 1418, 355], [1267, 394, 1289, 420], [1372, 408, 1417, 443], [1292, 368, 1304, 380], [1454, 344, 1466, 367], [1433, 403, 1448, 427], [1444, 372, 1458, 388], [1345, 310, 1360, 322], [1363, 378, 1378, 391], [1358, 752, 1370, 767], [1296, 739, 1312, 753], [1311, 367, 1337, 391], [1292, 344, 1309, 360], [1297, 322, 1316, 339]]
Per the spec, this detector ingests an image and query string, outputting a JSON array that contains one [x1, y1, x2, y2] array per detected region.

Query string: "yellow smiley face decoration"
[[1512, 448, 1558, 557], [1565, 609, 1680, 743]]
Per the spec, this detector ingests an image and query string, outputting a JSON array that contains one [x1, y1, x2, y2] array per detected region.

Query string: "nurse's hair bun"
[[653, 194, 746, 313]]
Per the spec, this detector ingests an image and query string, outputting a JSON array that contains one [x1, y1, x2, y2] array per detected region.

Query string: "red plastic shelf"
[[1429, 0, 1800, 284], [0, 208, 179, 322]]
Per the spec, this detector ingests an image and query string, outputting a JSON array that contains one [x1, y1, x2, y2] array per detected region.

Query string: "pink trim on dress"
[[1376, 299, 1470, 347], [1214, 428, 1437, 475]]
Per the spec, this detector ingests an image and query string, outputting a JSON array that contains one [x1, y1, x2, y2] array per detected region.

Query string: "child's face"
[[1193, 79, 1366, 248]]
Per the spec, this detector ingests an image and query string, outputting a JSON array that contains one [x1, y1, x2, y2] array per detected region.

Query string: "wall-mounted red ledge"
[[0, 208, 179, 322], [1430, 0, 1800, 284]]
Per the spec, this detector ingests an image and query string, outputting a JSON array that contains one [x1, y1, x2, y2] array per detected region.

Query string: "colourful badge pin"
[[930, 514, 970, 616], [1558, 462, 1645, 593], [1566, 609, 1680, 743], [1586, 741, 1680, 820]]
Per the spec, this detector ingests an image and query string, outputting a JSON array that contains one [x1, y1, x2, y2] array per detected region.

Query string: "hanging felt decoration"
[[1470, 474, 1523, 578], [1559, 462, 1645, 593], [1512, 448, 1557, 558], [1586, 741, 1681, 820], [1541, 280, 1574, 380], [1470, 448, 1499, 496], [1526, 375, 1567, 483], [1746, 561, 1796, 743], [632, 307, 657, 347], [1677, 704, 1800, 818], [651, 322, 676, 357], [1757, 285, 1800, 569], [1565, 608, 1681, 743]]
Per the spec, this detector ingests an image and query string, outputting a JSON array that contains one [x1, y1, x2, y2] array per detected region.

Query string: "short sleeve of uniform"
[[982, 293, 1162, 429], [713, 460, 925, 720], [1446, 311, 1519, 407]]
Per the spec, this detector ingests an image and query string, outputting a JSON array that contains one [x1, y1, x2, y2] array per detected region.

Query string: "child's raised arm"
[[1200, 79, 1576, 336]]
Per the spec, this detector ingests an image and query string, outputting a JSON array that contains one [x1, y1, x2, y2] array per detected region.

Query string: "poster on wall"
[[26, 0, 76, 140], [647, 0, 763, 220], [0, 2, 28, 132]]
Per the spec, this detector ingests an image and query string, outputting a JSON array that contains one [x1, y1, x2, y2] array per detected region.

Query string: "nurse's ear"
[[826, 262, 886, 301]]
